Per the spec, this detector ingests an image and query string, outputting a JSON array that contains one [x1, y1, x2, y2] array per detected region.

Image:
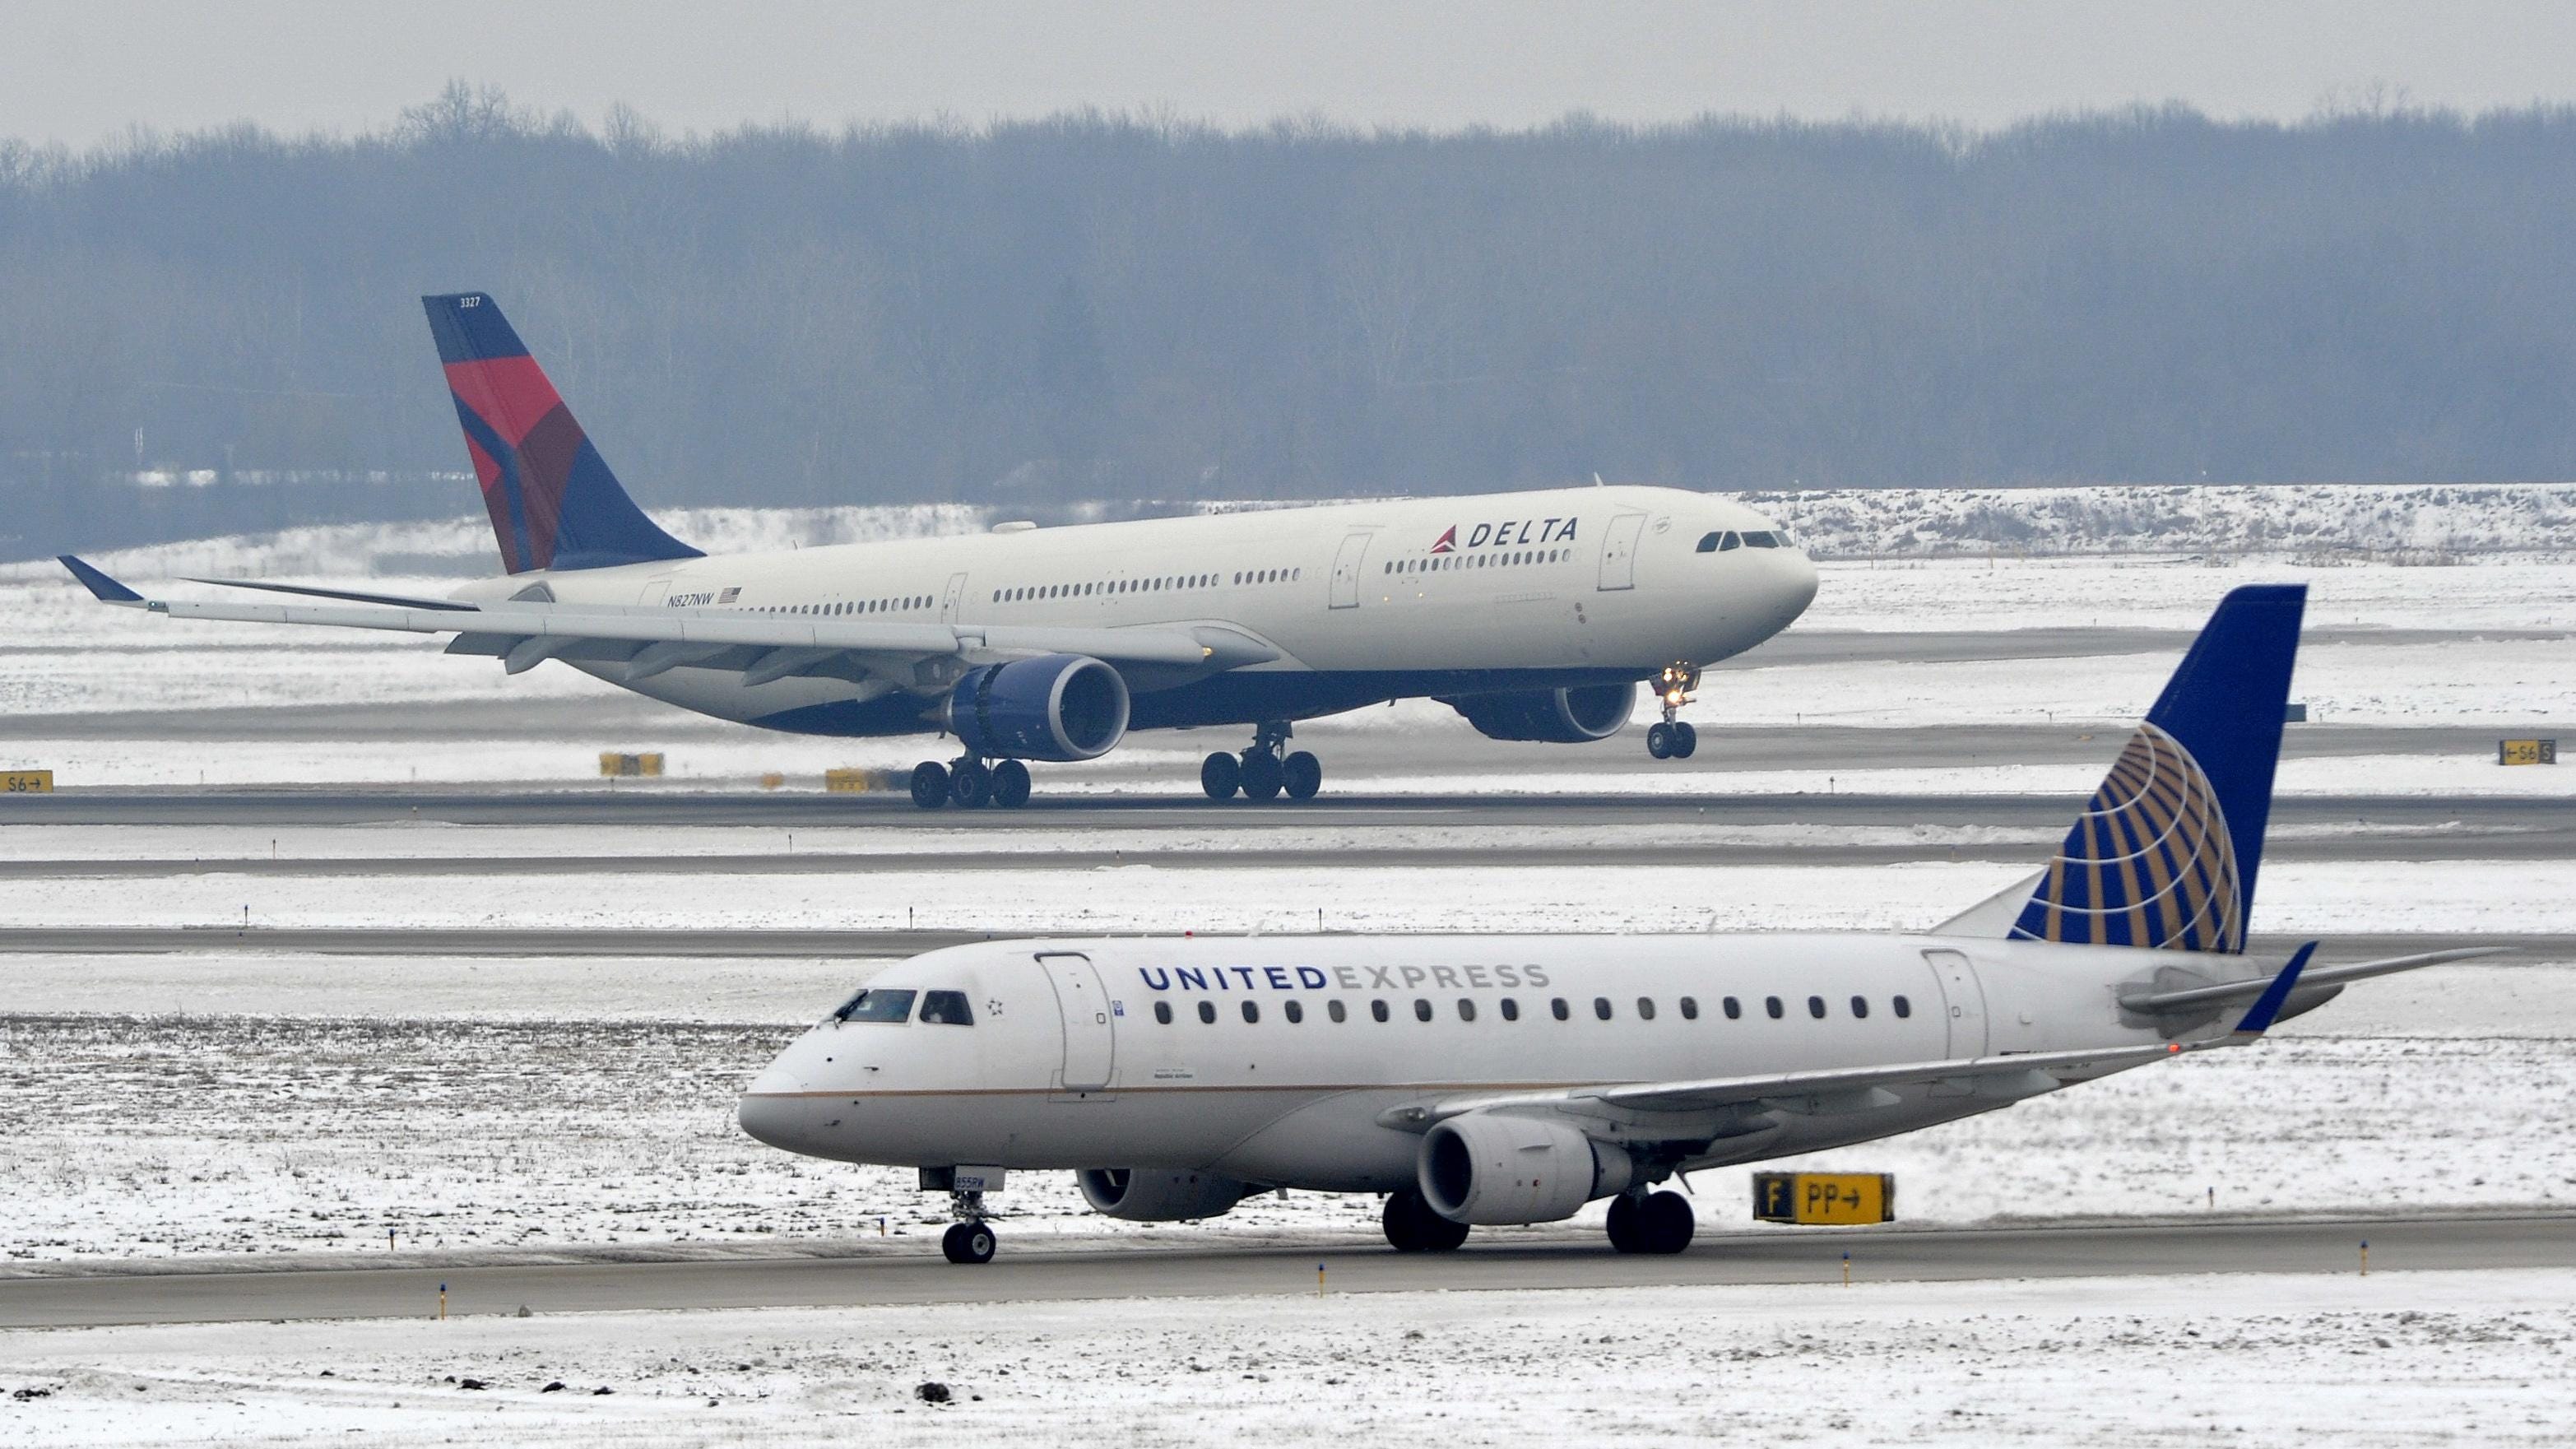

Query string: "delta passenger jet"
[[59, 292, 1817, 808], [736, 585, 2496, 1261]]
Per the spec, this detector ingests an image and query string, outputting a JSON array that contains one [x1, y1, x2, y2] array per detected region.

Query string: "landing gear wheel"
[[990, 759, 1032, 810], [1645, 722, 1674, 760], [1605, 1191, 1645, 1253], [1669, 722, 1698, 759], [1200, 751, 1242, 801], [1281, 750, 1322, 801], [1238, 750, 1284, 801], [1381, 1189, 1469, 1252], [909, 761, 950, 809], [1637, 1190, 1696, 1254], [948, 759, 991, 809], [940, 1220, 996, 1265]]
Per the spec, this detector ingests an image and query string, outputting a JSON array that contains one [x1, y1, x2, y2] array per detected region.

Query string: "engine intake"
[[1074, 1168, 1255, 1222], [947, 653, 1130, 761], [1450, 683, 1634, 743], [1418, 1113, 1634, 1225]]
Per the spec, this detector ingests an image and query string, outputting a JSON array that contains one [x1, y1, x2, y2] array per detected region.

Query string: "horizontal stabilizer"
[[2119, 945, 2509, 1014], [184, 577, 477, 611], [2228, 940, 2316, 1037]]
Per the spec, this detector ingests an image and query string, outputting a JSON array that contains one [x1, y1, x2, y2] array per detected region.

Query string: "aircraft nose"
[[737, 1057, 815, 1152], [1780, 546, 1820, 618]]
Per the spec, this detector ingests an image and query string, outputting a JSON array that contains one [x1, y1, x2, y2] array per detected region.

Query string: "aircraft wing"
[[59, 555, 1274, 682], [1383, 949, 2317, 1131]]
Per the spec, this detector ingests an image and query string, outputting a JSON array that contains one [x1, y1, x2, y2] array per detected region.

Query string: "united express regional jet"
[[737, 585, 2495, 1262], [59, 292, 1817, 808]]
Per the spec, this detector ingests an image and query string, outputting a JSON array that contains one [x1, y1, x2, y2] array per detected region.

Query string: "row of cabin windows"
[[828, 987, 975, 1025], [758, 596, 929, 615], [1384, 549, 1566, 575], [1151, 992, 1912, 1026], [1694, 530, 1790, 553], [990, 568, 1297, 605]]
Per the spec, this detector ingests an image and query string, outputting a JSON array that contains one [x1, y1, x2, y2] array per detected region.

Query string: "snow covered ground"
[[2, 1269, 2570, 1447]]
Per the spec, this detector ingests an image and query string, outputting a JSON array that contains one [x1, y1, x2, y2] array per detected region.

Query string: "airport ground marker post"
[[2360, 1240, 2369, 1276], [1841, 1251, 1850, 1287], [1318, 1262, 1326, 1294], [438, 1282, 448, 1321]]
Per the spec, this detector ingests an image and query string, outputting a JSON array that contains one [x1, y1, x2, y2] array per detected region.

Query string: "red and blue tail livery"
[[423, 293, 699, 574]]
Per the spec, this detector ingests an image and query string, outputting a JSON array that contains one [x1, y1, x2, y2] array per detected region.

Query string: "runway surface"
[[2, 1212, 2562, 1327]]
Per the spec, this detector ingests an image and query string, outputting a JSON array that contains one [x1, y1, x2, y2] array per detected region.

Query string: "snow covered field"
[[2, 1270, 2569, 1447]]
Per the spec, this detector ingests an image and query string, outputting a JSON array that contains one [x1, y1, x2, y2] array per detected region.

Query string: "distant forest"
[[7, 84, 2576, 553]]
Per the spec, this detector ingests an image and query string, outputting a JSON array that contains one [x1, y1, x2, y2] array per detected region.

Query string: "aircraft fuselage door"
[[1037, 951, 1114, 1092], [1597, 512, 1647, 591], [1924, 949, 1989, 1057], [1329, 530, 1372, 610], [940, 571, 969, 625], [639, 578, 672, 608]]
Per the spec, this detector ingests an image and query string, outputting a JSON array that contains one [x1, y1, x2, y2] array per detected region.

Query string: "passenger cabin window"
[[1328, 1000, 1348, 1023], [1636, 996, 1657, 1021], [1197, 1001, 1217, 1024], [1766, 996, 1785, 1019], [1680, 996, 1700, 1020], [1851, 996, 1870, 1019], [1500, 998, 1520, 1021], [833, 987, 917, 1024], [1551, 997, 1571, 1020], [1593, 996, 1613, 1021], [1457, 999, 1476, 1022], [1372, 1000, 1390, 1023], [919, 990, 975, 1026], [1808, 995, 1827, 1019], [1413, 998, 1434, 1022], [1724, 996, 1742, 1019], [1242, 1001, 1260, 1024], [1285, 1001, 1305, 1024], [1893, 995, 1912, 1019], [1153, 1001, 1173, 1025]]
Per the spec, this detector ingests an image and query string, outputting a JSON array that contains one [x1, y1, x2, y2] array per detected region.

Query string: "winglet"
[[2230, 940, 2318, 1037], [58, 555, 145, 605]]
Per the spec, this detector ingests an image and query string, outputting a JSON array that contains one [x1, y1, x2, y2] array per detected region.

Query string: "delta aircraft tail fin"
[[1943, 584, 2307, 954], [422, 292, 701, 575]]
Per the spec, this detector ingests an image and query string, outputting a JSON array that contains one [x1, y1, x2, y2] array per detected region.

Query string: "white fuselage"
[[737, 932, 2196, 1192], [460, 485, 1817, 736]]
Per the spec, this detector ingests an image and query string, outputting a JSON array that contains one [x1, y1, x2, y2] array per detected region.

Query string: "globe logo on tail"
[[2010, 722, 2245, 953]]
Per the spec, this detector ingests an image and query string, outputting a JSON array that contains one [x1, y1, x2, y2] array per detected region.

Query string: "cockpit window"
[[920, 990, 976, 1026], [1695, 532, 1721, 553], [1743, 531, 1780, 548], [1717, 531, 1743, 551], [832, 987, 917, 1023]]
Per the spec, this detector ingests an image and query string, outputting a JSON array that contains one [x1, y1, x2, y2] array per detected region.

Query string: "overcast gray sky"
[[7, 0, 2574, 148]]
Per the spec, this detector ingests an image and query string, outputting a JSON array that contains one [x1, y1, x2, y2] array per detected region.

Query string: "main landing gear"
[[1381, 1187, 1471, 1252], [910, 755, 1033, 810], [940, 1189, 998, 1265], [1645, 662, 1701, 761], [1202, 720, 1322, 803], [1604, 1187, 1696, 1254]]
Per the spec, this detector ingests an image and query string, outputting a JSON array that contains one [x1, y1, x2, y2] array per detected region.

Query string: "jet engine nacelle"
[[1417, 1113, 1635, 1225], [947, 653, 1131, 762], [1450, 683, 1635, 743], [1074, 1167, 1256, 1222]]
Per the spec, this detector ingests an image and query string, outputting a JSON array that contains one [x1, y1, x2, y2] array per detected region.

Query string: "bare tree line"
[[7, 83, 2576, 553]]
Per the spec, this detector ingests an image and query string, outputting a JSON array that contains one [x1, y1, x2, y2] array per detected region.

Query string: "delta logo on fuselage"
[[1430, 517, 1580, 555]]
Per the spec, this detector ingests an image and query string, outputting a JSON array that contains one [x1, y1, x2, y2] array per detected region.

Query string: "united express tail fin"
[[423, 293, 701, 574], [2003, 584, 2307, 954]]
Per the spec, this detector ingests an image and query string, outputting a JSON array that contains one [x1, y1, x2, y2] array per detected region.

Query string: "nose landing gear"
[[909, 755, 1033, 810], [1202, 721, 1322, 803], [940, 1189, 998, 1264], [1645, 662, 1701, 760]]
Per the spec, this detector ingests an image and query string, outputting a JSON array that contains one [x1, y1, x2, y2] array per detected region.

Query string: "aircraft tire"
[[941, 1220, 997, 1265], [910, 762, 949, 809], [949, 759, 992, 809], [1638, 1191, 1696, 1254], [1645, 722, 1673, 759], [1200, 751, 1242, 800], [1604, 1191, 1644, 1253], [1281, 750, 1322, 801], [1238, 750, 1285, 801], [1670, 722, 1698, 759], [991, 759, 1032, 809], [1381, 1189, 1468, 1252]]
